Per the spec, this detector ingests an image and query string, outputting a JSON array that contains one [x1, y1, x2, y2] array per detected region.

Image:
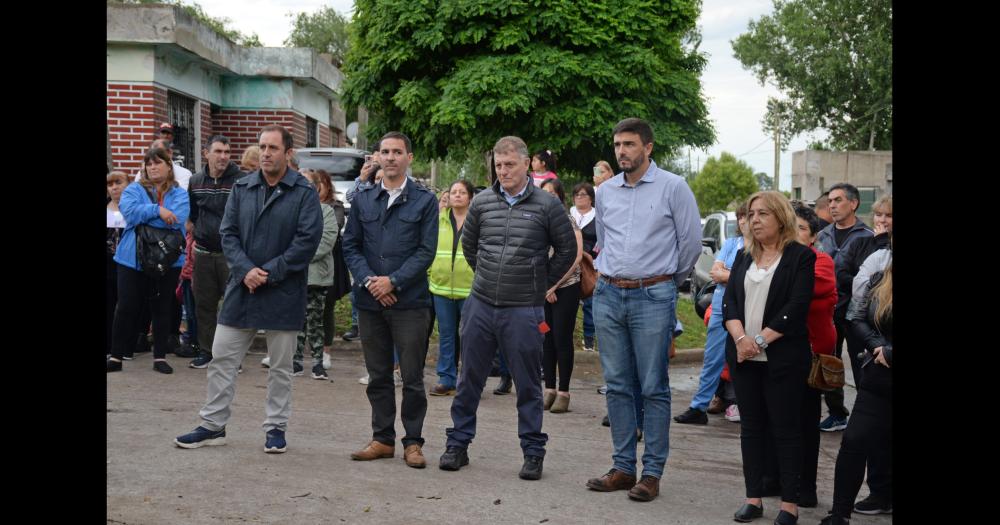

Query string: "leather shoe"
[[429, 384, 456, 396], [773, 510, 797, 525], [403, 444, 426, 468], [627, 475, 659, 501], [543, 390, 556, 410], [818, 513, 850, 525], [438, 446, 469, 471], [586, 468, 636, 491], [734, 502, 763, 522], [674, 407, 708, 425], [350, 440, 394, 461], [494, 375, 512, 395], [707, 395, 726, 414], [550, 393, 570, 413], [519, 455, 544, 480]]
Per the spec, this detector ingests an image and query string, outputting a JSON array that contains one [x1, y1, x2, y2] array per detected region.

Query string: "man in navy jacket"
[[175, 125, 323, 454], [342, 132, 439, 469]]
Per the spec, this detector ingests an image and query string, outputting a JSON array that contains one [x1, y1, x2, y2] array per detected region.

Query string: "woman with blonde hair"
[[723, 191, 815, 525], [821, 260, 893, 525], [593, 160, 614, 186], [241, 145, 260, 172], [107, 147, 190, 374]]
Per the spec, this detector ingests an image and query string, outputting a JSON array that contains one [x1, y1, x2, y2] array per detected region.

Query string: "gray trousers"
[[199, 325, 297, 433]]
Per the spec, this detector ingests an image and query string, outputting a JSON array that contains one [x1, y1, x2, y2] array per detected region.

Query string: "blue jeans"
[[181, 279, 197, 347], [350, 290, 359, 327], [690, 304, 727, 411], [433, 295, 465, 388], [594, 278, 677, 479], [582, 296, 594, 339]]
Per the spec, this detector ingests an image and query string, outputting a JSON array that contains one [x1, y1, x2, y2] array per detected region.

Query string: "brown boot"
[[628, 475, 660, 501], [550, 393, 570, 413], [350, 440, 394, 461], [543, 390, 557, 410], [403, 444, 426, 468], [586, 468, 637, 492]]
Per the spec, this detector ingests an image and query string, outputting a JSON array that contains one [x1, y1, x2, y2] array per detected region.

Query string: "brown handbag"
[[807, 353, 845, 391], [578, 252, 598, 299]]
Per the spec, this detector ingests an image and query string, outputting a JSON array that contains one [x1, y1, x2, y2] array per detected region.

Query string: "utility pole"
[[773, 111, 781, 192], [430, 159, 438, 189]]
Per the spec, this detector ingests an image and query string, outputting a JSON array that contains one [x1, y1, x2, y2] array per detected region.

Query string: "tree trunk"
[[868, 108, 878, 150]]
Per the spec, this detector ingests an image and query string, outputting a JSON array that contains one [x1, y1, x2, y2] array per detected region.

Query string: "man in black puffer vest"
[[439, 136, 576, 481]]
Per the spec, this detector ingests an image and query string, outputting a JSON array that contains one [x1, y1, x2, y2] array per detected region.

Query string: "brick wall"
[[319, 124, 331, 148], [200, 101, 213, 152], [212, 109, 309, 160], [107, 82, 155, 173]]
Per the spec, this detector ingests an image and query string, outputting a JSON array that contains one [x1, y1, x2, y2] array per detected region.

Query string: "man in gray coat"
[[174, 125, 323, 454]]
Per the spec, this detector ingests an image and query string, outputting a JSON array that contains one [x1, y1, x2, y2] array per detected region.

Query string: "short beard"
[[619, 153, 646, 174]]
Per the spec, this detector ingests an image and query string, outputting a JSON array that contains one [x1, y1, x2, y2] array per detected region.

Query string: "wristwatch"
[[754, 334, 768, 350]]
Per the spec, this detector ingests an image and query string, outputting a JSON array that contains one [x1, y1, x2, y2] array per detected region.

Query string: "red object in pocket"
[[538, 321, 551, 334], [720, 362, 731, 383]]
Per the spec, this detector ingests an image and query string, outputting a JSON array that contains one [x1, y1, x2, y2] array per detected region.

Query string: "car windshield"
[[725, 219, 739, 239], [298, 155, 364, 182]]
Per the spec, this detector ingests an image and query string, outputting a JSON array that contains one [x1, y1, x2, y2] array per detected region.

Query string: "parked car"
[[690, 211, 739, 295], [294, 147, 368, 215]]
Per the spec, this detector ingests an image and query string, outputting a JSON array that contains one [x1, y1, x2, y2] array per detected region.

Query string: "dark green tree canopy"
[[285, 7, 351, 66], [343, 0, 715, 175], [690, 152, 758, 212], [733, 0, 892, 151]]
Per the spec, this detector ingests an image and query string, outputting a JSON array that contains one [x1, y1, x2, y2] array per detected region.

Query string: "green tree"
[[754, 171, 773, 191], [285, 7, 351, 65], [109, 0, 262, 46], [690, 152, 758, 212], [342, 0, 715, 175], [732, 0, 891, 150]]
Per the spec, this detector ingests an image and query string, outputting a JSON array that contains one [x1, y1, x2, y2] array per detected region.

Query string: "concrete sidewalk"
[[107, 343, 884, 524]]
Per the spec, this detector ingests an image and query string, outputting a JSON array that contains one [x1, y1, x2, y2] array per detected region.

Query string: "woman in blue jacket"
[[107, 147, 190, 374]]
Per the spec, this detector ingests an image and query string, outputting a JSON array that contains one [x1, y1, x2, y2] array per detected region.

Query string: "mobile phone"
[[593, 166, 602, 178], [364, 154, 373, 164]]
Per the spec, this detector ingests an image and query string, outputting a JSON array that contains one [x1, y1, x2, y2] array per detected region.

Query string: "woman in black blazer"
[[723, 191, 816, 525]]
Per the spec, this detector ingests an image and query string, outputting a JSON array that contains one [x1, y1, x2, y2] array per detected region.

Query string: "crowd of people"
[[106, 119, 891, 524]]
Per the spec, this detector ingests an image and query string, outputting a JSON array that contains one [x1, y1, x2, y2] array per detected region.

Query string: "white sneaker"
[[358, 374, 370, 385], [261, 356, 270, 368], [393, 369, 403, 387], [725, 404, 741, 422], [323, 352, 332, 370]]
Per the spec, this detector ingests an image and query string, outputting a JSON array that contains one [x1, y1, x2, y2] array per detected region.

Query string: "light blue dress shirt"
[[499, 180, 530, 206], [594, 160, 702, 282]]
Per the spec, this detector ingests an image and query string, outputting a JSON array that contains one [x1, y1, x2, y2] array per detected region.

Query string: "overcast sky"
[[196, 0, 826, 189]]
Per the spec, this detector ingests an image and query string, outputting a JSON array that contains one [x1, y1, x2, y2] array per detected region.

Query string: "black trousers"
[[543, 282, 581, 391], [322, 288, 337, 346], [192, 251, 229, 352], [358, 307, 431, 448], [106, 255, 118, 355], [732, 360, 807, 503], [111, 264, 182, 360], [831, 389, 893, 517]]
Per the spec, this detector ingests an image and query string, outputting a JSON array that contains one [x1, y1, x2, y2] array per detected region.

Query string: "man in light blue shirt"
[[585, 118, 702, 502]]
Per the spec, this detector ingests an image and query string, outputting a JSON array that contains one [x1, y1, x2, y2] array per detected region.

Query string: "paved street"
[[107, 342, 887, 524]]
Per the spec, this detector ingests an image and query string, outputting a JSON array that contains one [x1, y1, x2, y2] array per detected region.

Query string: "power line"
[[736, 138, 772, 158]]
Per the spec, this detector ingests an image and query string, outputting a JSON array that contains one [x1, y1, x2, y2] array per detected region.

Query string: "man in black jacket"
[[342, 132, 439, 469], [186, 135, 246, 369], [439, 136, 576, 480]]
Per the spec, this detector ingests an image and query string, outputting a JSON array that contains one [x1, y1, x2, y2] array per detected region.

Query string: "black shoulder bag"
[[134, 187, 185, 278]]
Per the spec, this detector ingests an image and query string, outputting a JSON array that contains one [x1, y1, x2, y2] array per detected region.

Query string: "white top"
[[570, 206, 596, 229], [382, 176, 407, 208], [106, 208, 126, 228], [743, 254, 782, 362]]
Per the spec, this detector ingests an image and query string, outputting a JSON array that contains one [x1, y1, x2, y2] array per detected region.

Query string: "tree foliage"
[[690, 152, 758, 212], [754, 172, 773, 191], [732, 0, 891, 150], [285, 7, 351, 65], [343, 0, 715, 174], [110, 0, 262, 47]]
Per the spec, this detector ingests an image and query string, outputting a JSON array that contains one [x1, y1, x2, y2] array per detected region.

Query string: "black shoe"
[[773, 509, 797, 525], [818, 513, 850, 525], [292, 361, 304, 376], [853, 494, 892, 515], [342, 326, 360, 342], [674, 407, 709, 425], [734, 503, 763, 522], [173, 343, 199, 358], [189, 351, 213, 369], [107, 358, 122, 373], [153, 360, 174, 374], [438, 446, 469, 471], [519, 455, 544, 480], [493, 375, 512, 395], [601, 414, 610, 427], [798, 491, 818, 508], [311, 363, 328, 380]]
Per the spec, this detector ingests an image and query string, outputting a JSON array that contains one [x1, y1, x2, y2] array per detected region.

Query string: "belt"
[[601, 274, 672, 289]]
